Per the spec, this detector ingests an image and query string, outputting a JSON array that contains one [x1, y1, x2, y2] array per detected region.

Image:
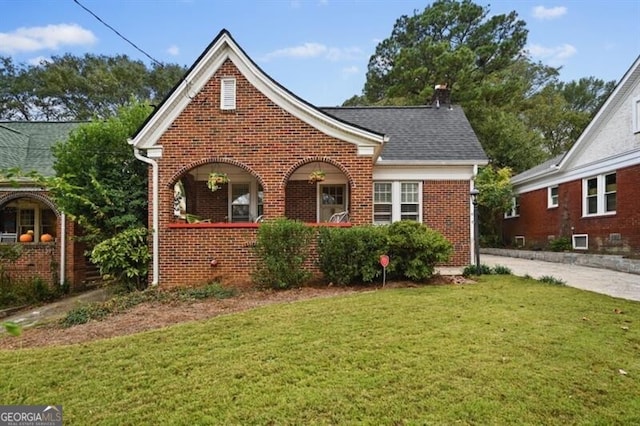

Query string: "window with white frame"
[[583, 172, 616, 216], [373, 181, 421, 224], [220, 78, 236, 110], [548, 186, 559, 208], [373, 182, 392, 224], [229, 182, 263, 222], [400, 182, 419, 221], [505, 196, 520, 218]]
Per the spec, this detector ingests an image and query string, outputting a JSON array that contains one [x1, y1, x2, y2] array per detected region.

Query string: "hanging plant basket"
[[207, 172, 230, 192], [308, 170, 326, 184]]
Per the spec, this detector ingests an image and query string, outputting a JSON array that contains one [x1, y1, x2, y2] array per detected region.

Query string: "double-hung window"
[[548, 186, 559, 208], [373, 182, 393, 224], [400, 182, 419, 221], [505, 196, 520, 218], [373, 181, 421, 224], [583, 173, 616, 216]]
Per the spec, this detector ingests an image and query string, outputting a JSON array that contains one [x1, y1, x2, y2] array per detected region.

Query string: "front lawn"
[[1, 275, 638, 424]]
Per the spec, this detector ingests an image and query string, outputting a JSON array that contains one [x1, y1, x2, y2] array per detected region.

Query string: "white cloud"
[[341, 65, 359, 77], [167, 45, 180, 56], [262, 43, 362, 62], [532, 6, 567, 20], [27, 55, 52, 66], [527, 43, 577, 65], [0, 23, 97, 54]]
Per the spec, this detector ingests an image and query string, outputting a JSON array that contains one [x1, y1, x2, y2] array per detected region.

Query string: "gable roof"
[[322, 105, 487, 164], [0, 121, 84, 177], [512, 54, 640, 187], [130, 29, 386, 156]]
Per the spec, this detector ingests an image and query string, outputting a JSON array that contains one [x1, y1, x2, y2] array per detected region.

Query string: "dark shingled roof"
[[321, 105, 487, 162], [0, 121, 84, 177]]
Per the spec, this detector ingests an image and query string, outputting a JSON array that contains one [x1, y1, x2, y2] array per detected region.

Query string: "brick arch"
[[282, 156, 355, 190], [166, 157, 267, 190], [0, 192, 61, 217]]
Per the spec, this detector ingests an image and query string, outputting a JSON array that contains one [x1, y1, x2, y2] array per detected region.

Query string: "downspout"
[[59, 213, 65, 286], [133, 147, 159, 286]]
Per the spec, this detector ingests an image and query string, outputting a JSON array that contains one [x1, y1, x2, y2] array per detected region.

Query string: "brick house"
[[503, 55, 640, 253], [0, 121, 90, 288], [129, 30, 488, 287]]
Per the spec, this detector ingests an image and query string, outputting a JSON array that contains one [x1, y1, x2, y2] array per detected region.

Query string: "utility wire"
[[72, 0, 163, 67]]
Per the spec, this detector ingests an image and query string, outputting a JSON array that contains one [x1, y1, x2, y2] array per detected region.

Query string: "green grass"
[[1, 275, 639, 425]]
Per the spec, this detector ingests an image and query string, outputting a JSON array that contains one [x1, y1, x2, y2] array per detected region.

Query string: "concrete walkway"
[[1, 287, 111, 330], [482, 254, 640, 302]]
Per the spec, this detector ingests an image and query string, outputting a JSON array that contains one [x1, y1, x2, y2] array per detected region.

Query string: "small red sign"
[[379, 254, 389, 268]]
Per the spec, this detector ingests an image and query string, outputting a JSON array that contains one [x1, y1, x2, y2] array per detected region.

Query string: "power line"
[[72, 0, 163, 67]]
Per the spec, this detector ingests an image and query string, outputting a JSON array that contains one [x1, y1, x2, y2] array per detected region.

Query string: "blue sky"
[[1, 0, 639, 106]]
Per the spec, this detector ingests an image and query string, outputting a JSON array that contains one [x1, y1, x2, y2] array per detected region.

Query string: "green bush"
[[90, 227, 151, 291], [0, 275, 65, 309], [462, 264, 493, 277], [386, 221, 452, 282], [548, 236, 572, 252], [317, 226, 388, 286], [251, 218, 315, 289], [492, 265, 513, 275], [538, 275, 566, 285]]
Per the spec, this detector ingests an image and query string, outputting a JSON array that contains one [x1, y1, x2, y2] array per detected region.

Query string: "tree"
[[46, 100, 152, 245], [474, 165, 514, 246], [363, 0, 529, 105], [0, 54, 185, 120]]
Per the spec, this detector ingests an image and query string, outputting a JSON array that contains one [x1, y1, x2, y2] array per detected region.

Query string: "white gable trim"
[[130, 31, 384, 155], [514, 148, 640, 194], [557, 55, 640, 171]]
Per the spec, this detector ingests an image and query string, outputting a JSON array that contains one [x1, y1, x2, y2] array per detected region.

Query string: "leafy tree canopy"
[[46, 100, 152, 246], [0, 54, 185, 121]]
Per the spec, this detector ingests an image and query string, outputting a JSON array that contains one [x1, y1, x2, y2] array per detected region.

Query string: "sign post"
[[379, 254, 389, 287]]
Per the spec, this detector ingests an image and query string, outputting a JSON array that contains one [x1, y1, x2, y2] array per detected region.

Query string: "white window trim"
[[547, 186, 559, 209], [504, 196, 520, 218], [582, 173, 616, 217], [220, 78, 236, 110], [228, 181, 262, 222], [633, 96, 640, 134], [514, 236, 525, 247], [572, 234, 589, 250], [373, 181, 422, 224]]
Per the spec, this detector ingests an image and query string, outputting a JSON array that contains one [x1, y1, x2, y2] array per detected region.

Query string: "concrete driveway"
[[482, 254, 640, 302]]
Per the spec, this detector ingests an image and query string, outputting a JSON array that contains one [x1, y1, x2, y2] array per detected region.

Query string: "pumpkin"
[[19, 233, 33, 242], [40, 233, 54, 243]]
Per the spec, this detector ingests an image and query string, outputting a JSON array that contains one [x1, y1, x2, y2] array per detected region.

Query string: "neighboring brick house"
[[0, 122, 91, 288], [503, 55, 640, 254], [129, 29, 488, 287]]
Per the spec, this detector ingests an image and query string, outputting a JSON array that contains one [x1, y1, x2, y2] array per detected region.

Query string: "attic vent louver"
[[221, 78, 236, 110], [432, 84, 452, 110]]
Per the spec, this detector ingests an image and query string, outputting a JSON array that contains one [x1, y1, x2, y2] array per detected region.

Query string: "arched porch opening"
[[171, 162, 264, 223], [284, 159, 352, 223], [0, 194, 59, 243]]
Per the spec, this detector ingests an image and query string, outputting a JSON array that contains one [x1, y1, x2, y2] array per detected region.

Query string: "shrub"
[[538, 275, 566, 285], [386, 221, 452, 282], [462, 264, 493, 277], [90, 227, 151, 291], [549, 236, 572, 252], [251, 218, 314, 289], [492, 265, 513, 275], [317, 226, 388, 286]]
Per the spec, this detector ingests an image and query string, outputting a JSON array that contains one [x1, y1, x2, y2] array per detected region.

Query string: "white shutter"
[[221, 78, 236, 110]]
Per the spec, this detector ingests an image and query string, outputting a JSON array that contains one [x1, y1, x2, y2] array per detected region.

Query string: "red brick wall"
[[151, 59, 472, 287], [503, 163, 640, 253], [423, 180, 471, 266], [285, 180, 317, 222]]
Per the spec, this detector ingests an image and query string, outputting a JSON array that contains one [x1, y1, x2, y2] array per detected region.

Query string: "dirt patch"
[[0, 276, 471, 350]]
